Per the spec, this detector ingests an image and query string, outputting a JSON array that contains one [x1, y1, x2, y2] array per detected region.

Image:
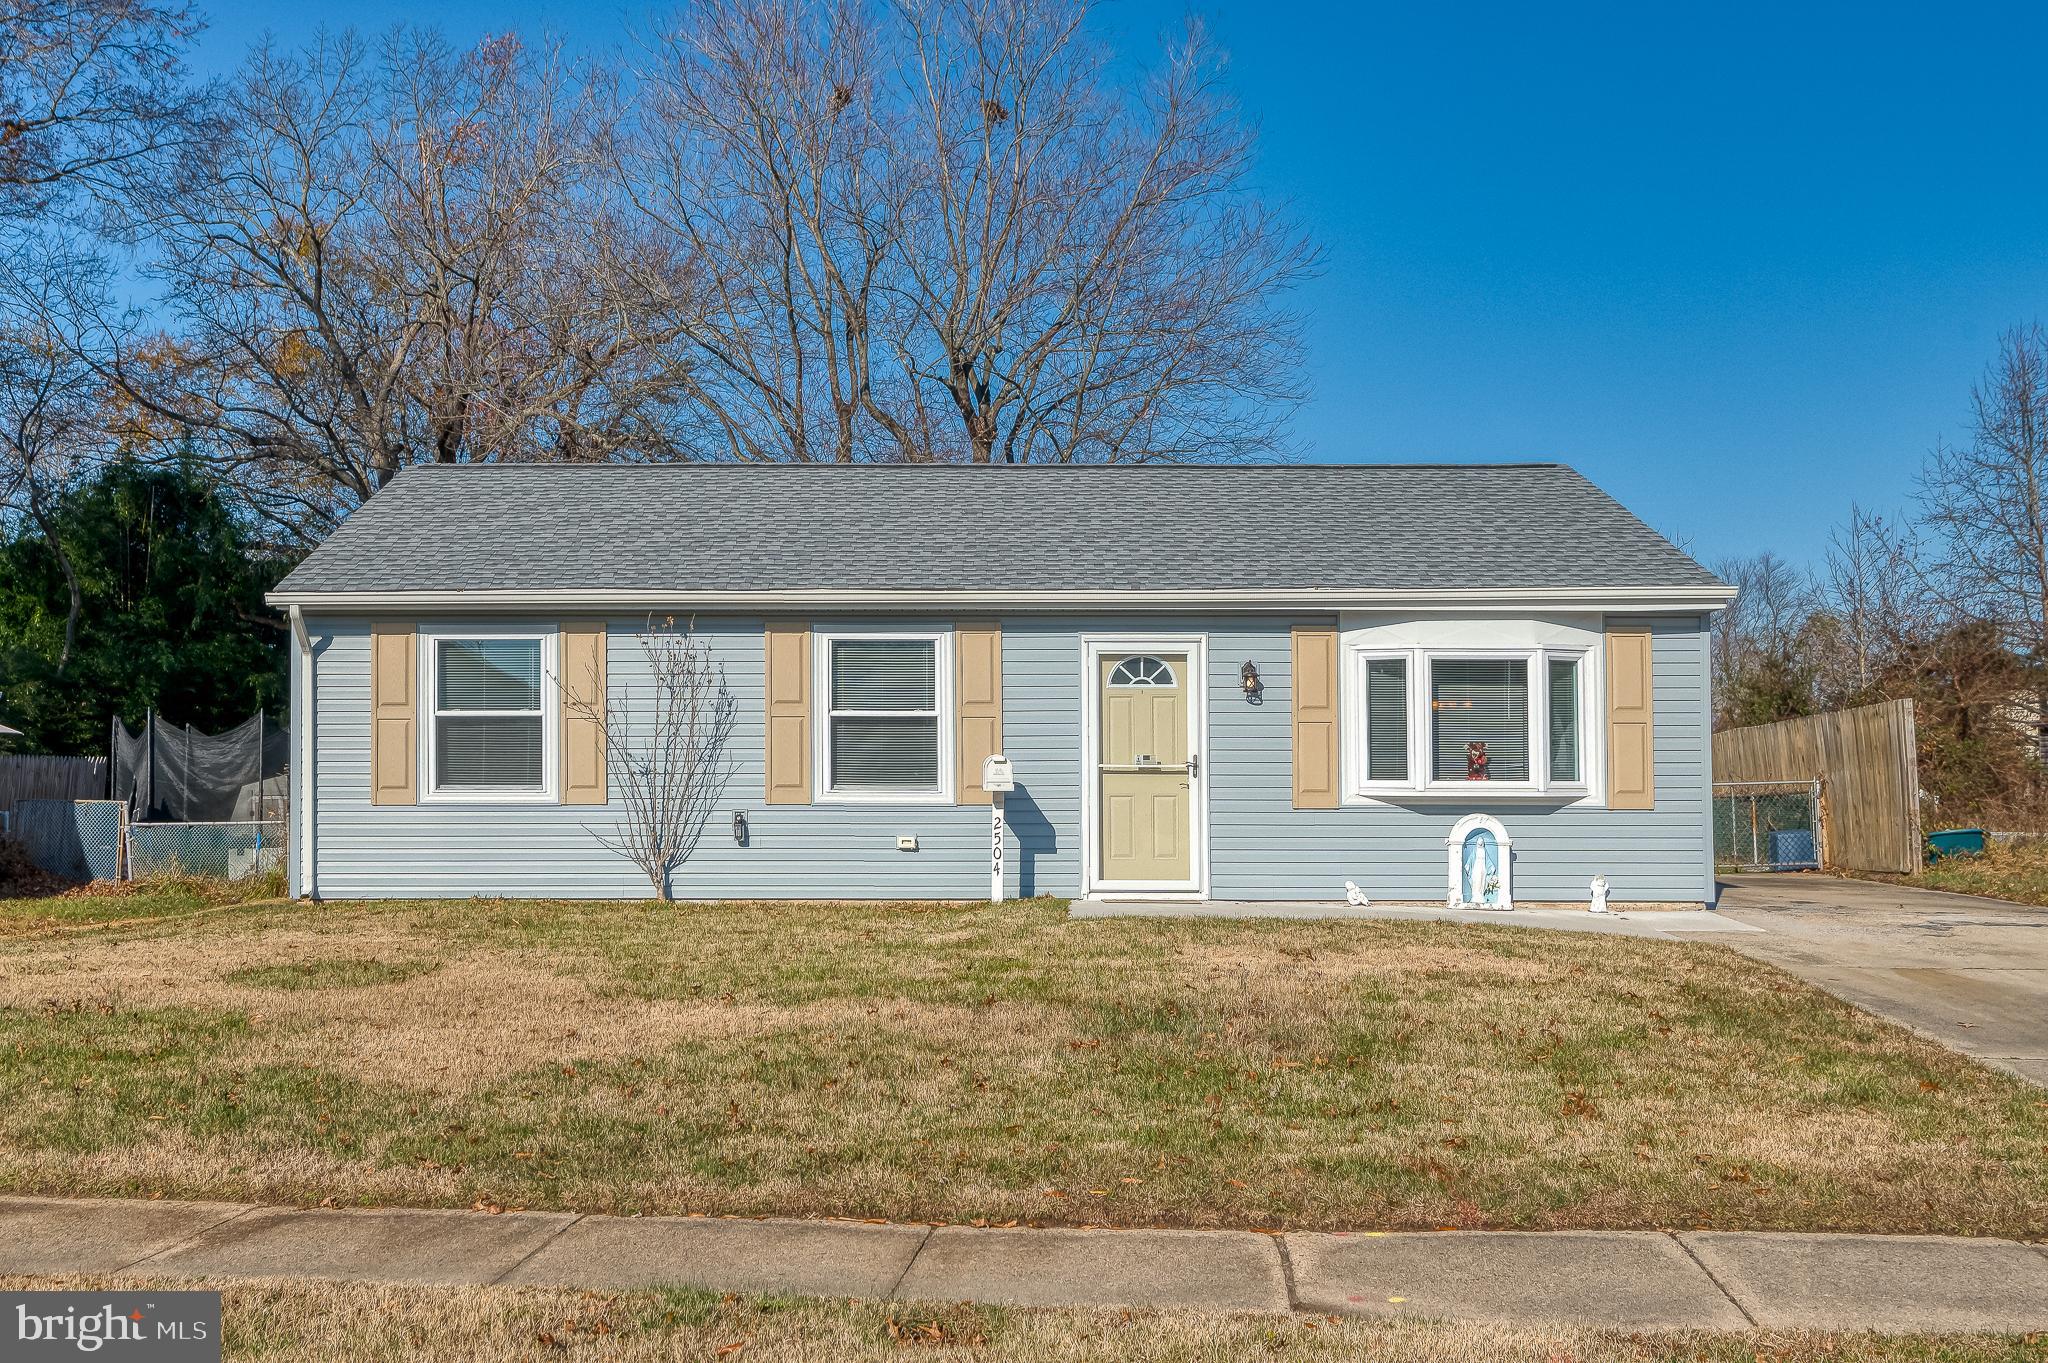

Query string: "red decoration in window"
[[1466, 740, 1489, 780]]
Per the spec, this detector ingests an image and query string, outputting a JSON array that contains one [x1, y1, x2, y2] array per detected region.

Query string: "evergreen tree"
[[0, 454, 296, 753]]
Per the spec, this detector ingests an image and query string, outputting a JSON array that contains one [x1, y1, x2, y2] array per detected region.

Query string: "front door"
[[1097, 652, 1195, 887]]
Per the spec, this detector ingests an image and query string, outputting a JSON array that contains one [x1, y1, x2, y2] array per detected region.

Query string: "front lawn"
[[2, 895, 2045, 1235], [8, 1276, 2033, 1363]]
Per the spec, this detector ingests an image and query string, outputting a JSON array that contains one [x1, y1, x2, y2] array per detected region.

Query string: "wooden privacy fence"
[[0, 754, 108, 818], [1712, 699, 1921, 874]]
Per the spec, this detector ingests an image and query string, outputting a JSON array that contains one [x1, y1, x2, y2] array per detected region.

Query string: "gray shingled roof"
[[272, 462, 1722, 596]]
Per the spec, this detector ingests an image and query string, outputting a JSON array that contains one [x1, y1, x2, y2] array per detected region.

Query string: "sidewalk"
[[6, 1195, 2048, 1333]]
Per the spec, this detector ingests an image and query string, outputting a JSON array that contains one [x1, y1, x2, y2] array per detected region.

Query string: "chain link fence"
[[13, 799, 125, 880], [1713, 780, 1822, 871], [126, 820, 287, 881]]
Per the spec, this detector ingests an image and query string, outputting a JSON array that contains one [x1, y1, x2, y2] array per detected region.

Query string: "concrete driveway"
[[1718, 873, 2048, 1085]]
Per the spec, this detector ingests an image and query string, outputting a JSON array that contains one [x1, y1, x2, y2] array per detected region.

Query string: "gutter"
[[265, 585, 1740, 614], [289, 605, 315, 901]]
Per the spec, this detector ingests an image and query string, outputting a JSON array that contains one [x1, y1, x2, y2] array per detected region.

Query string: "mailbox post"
[[981, 754, 1015, 902]]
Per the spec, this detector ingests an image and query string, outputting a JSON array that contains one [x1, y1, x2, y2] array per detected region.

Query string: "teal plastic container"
[[1925, 828, 1987, 861]]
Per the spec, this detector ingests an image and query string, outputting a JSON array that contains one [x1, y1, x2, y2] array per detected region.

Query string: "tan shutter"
[[1605, 628, 1656, 809], [764, 623, 812, 804], [955, 622, 1003, 804], [369, 622, 418, 806], [1291, 624, 1341, 809], [560, 621, 608, 805]]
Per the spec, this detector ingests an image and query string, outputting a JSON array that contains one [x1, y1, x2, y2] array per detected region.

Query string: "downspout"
[[290, 605, 316, 900]]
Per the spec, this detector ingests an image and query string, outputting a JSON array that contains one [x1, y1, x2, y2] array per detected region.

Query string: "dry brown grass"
[[1851, 837, 2048, 908], [2, 896, 2046, 1235], [4, 1275, 2034, 1363], [0, 870, 286, 936]]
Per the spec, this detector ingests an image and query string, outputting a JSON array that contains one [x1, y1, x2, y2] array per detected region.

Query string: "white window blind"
[[1548, 657, 1580, 783], [828, 639, 939, 790], [1431, 659, 1529, 782], [1365, 657, 1408, 782], [434, 638, 544, 789]]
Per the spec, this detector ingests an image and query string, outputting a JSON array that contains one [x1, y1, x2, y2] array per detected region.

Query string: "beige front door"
[[1097, 653, 1194, 885]]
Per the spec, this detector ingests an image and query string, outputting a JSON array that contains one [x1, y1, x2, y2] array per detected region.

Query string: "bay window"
[[817, 632, 953, 800], [1349, 643, 1593, 799], [1362, 655, 1410, 784], [1547, 656, 1581, 783], [1430, 658, 1530, 782]]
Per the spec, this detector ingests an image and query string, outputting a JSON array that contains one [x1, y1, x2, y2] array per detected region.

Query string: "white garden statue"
[[1343, 881, 1371, 907], [1589, 874, 1611, 914]]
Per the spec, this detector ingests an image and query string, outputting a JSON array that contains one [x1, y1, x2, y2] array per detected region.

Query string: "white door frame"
[[1078, 634, 1210, 899]]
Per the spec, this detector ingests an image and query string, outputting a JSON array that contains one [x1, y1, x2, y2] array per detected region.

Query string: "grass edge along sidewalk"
[[8, 1270, 2044, 1363]]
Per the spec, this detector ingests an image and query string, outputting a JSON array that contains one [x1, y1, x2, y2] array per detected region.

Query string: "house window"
[[1108, 655, 1176, 687], [1363, 656, 1409, 783], [1548, 656, 1580, 783], [821, 634, 950, 797], [426, 634, 554, 798], [1431, 658, 1530, 782], [1347, 642, 1592, 799]]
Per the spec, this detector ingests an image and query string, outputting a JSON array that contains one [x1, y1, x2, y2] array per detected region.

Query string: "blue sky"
[[187, 1, 2048, 569]]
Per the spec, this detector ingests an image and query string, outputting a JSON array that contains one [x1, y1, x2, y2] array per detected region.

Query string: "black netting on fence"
[[112, 713, 290, 822]]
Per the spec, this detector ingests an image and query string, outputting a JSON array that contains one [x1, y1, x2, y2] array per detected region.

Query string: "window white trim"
[[1355, 649, 1415, 793], [811, 627, 955, 804], [1340, 619, 1602, 806], [418, 627, 560, 804]]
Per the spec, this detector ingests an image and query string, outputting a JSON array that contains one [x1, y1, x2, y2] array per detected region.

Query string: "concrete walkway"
[[6, 1194, 2048, 1332], [1718, 873, 2048, 1085]]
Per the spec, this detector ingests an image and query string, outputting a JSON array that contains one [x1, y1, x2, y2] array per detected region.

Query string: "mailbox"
[[981, 754, 1015, 793]]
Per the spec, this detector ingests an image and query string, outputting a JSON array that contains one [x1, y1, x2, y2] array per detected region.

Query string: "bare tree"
[[1815, 505, 1931, 705], [92, 29, 689, 539], [614, 0, 911, 462], [0, 0, 208, 217], [895, 2, 1312, 463], [568, 618, 739, 901], [0, 315, 99, 670], [1710, 550, 1821, 727], [1920, 324, 2048, 670], [621, 0, 1314, 464]]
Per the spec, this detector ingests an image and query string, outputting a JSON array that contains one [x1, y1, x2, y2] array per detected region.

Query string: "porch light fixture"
[[1240, 661, 1262, 698]]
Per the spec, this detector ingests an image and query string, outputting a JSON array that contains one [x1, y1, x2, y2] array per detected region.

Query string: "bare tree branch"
[[0, 0, 208, 218], [617, 0, 1314, 464], [562, 617, 739, 901]]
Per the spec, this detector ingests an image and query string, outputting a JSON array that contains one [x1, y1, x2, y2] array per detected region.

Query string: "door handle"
[[1186, 753, 1200, 778]]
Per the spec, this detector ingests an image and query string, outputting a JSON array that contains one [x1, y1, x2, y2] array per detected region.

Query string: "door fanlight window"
[[1108, 656, 1176, 687]]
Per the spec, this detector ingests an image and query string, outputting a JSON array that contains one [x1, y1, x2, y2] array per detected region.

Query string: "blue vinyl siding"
[[300, 612, 1714, 903], [1202, 615, 1712, 903], [307, 616, 991, 900]]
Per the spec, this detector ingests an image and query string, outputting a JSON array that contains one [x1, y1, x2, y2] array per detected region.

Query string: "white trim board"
[[268, 585, 1737, 614], [416, 626, 562, 805]]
